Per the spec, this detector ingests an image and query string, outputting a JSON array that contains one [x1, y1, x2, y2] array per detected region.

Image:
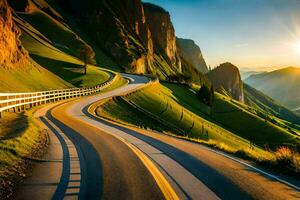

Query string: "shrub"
[[275, 147, 293, 166], [274, 147, 300, 174], [197, 84, 214, 106]]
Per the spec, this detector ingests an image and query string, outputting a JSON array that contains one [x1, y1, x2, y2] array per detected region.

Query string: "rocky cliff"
[[0, 0, 28, 69], [55, 0, 154, 74], [207, 62, 244, 102], [176, 38, 208, 74], [7, 0, 35, 12], [143, 3, 181, 73], [54, 0, 185, 78]]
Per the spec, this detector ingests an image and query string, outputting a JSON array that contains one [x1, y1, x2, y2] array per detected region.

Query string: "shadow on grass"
[[31, 55, 86, 87], [0, 112, 29, 140], [98, 97, 177, 134]]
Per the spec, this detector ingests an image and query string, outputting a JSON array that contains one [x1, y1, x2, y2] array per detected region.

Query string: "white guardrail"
[[0, 75, 116, 118]]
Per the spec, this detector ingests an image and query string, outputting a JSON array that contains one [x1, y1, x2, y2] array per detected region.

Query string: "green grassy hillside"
[[0, 58, 71, 92], [97, 83, 265, 154], [18, 9, 87, 58], [14, 8, 111, 88], [244, 83, 300, 124], [97, 82, 300, 151], [165, 83, 299, 148]]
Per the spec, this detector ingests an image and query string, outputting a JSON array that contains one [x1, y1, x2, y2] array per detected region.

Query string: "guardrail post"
[[0, 111, 2, 118]]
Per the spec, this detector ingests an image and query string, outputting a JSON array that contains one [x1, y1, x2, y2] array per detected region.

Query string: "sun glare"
[[296, 40, 300, 53]]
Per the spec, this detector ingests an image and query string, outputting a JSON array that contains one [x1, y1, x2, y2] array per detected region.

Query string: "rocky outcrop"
[[143, 3, 181, 72], [54, 0, 185, 78], [0, 0, 28, 69], [207, 62, 244, 102], [7, 0, 35, 12], [176, 38, 208, 74], [55, 0, 154, 74]]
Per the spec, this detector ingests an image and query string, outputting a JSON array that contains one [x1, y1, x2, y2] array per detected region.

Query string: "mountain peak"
[[176, 37, 208, 73], [142, 2, 168, 14], [214, 62, 239, 71], [207, 62, 244, 102], [276, 66, 300, 74], [245, 66, 300, 108]]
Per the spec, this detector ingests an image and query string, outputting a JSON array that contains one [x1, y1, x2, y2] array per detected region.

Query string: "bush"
[[274, 147, 300, 174], [197, 84, 214, 106]]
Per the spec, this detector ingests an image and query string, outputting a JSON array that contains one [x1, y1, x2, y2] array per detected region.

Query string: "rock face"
[[0, 0, 28, 69], [176, 38, 208, 74], [7, 0, 34, 12], [55, 0, 154, 74], [207, 62, 244, 102], [143, 3, 181, 72], [54, 0, 184, 78]]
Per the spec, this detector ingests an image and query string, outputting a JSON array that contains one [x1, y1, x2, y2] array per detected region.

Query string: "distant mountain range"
[[245, 67, 300, 110], [240, 70, 266, 80], [244, 83, 300, 124]]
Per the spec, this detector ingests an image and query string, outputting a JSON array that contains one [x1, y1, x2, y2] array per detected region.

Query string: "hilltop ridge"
[[245, 66, 300, 109]]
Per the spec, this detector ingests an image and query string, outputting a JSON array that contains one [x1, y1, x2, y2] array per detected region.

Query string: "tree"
[[197, 84, 214, 107], [79, 45, 95, 74]]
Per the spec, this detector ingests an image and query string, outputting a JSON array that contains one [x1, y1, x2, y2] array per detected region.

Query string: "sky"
[[144, 0, 300, 70]]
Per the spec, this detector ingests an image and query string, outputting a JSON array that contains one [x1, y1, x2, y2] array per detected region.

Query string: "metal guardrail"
[[0, 75, 116, 117]]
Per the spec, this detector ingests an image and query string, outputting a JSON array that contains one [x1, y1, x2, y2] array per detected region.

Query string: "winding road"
[[16, 74, 300, 200]]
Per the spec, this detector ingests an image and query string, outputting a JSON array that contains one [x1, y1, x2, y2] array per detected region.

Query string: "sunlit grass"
[[100, 74, 128, 92], [18, 9, 88, 58], [96, 82, 300, 175], [16, 10, 112, 89], [97, 82, 266, 151], [0, 58, 72, 92], [0, 109, 48, 198]]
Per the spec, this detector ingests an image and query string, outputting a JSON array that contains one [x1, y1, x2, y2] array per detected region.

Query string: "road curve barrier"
[[0, 73, 117, 118]]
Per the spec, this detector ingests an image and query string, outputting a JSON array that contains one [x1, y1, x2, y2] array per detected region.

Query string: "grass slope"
[[36, 0, 119, 71], [18, 5, 89, 58], [15, 10, 111, 88], [164, 83, 299, 149], [0, 59, 71, 92], [97, 82, 272, 155], [0, 110, 48, 199], [98, 82, 300, 150]]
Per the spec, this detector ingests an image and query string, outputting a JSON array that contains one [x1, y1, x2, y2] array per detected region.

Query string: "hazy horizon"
[[144, 0, 300, 70]]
